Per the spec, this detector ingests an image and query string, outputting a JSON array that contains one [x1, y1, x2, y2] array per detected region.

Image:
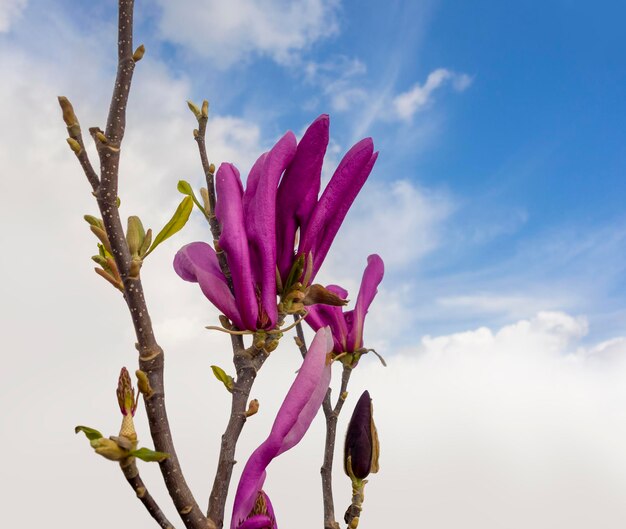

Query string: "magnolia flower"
[[231, 327, 333, 529], [276, 115, 378, 287], [174, 133, 297, 331], [306, 254, 384, 358]]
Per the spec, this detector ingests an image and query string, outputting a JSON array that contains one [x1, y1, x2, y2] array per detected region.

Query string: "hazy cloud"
[[154, 0, 340, 67]]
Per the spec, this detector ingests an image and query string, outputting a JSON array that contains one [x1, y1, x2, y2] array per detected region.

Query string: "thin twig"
[[188, 101, 270, 528], [121, 460, 177, 529], [63, 1, 207, 528], [192, 106, 232, 287], [295, 319, 352, 529]]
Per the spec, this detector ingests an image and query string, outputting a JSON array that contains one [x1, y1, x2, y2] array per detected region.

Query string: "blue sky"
[[4, 3, 626, 528]]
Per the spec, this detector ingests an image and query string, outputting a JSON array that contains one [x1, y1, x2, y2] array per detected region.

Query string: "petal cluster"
[[231, 327, 333, 529], [174, 133, 297, 331], [174, 115, 377, 332], [276, 116, 378, 286], [306, 254, 384, 354]]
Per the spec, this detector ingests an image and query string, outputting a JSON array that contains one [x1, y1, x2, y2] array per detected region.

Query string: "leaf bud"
[[245, 399, 259, 417], [58, 96, 78, 127], [187, 100, 202, 120], [201, 100, 209, 118], [126, 216, 145, 257], [66, 137, 82, 154], [90, 437, 129, 461], [135, 370, 154, 399], [132, 44, 145, 62]]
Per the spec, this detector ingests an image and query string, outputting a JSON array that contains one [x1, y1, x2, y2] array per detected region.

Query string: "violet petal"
[[215, 163, 259, 330], [231, 327, 332, 528], [276, 115, 329, 281], [346, 254, 384, 352], [244, 132, 297, 328], [173, 242, 244, 329], [300, 139, 377, 279]]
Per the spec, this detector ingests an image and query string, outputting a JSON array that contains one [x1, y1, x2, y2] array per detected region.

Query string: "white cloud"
[[0, 0, 26, 32], [328, 179, 453, 274], [154, 0, 340, 67], [393, 68, 473, 121]]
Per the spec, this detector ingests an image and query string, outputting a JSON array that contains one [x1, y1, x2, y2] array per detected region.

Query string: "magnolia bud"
[[344, 391, 379, 481]]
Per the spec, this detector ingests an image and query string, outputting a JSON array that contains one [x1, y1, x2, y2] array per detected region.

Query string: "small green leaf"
[[75, 425, 103, 441], [130, 447, 170, 462], [144, 196, 193, 256], [210, 365, 234, 393], [177, 180, 194, 196], [178, 180, 210, 219]]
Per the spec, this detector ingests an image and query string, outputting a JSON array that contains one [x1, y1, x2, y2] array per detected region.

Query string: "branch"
[[191, 102, 232, 288], [121, 460, 177, 529], [62, 1, 208, 528], [207, 341, 270, 528], [187, 100, 270, 528], [295, 320, 352, 529]]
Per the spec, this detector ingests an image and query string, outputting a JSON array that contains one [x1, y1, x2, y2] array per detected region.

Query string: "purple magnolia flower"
[[306, 254, 384, 356], [231, 327, 333, 529], [174, 132, 297, 331], [276, 115, 378, 287]]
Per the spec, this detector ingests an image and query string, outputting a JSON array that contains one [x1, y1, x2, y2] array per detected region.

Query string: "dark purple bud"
[[344, 390, 380, 481]]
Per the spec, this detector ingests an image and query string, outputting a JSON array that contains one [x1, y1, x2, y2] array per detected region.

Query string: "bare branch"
[[63, 1, 208, 528], [57, 96, 100, 191], [191, 102, 232, 288], [121, 460, 177, 529]]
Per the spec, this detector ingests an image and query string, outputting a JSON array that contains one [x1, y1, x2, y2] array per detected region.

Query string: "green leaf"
[[130, 447, 170, 462], [75, 425, 103, 440], [210, 365, 234, 393], [144, 196, 193, 256]]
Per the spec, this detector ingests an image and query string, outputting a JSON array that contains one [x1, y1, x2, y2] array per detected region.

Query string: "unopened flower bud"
[[344, 391, 379, 481], [117, 367, 137, 417]]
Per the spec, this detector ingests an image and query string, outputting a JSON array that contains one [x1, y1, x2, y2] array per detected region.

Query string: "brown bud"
[[303, 284, 348, 307], [132, 44, 145, 62], [245, 399, 259, 417]]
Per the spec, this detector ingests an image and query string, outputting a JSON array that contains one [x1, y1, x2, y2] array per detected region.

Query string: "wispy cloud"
[[153, 0, 340, 67], [0, 0, 26, 32], [392, 68, 473, 121]]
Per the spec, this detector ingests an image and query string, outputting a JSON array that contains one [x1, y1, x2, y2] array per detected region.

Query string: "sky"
[[2, 0, 626, 528]]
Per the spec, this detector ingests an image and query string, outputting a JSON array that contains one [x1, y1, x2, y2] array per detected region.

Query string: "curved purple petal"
[[231, 327, 333, 529], [305, 285, 349, 352], [346, 254, 384, 352], [238, 515, 273, 529], [244, 132, 297, 328], [215, 163, 258, 330], [299, 139, 378, 279], [173, 242, 244, 329], [276, 115, 329, 282]]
